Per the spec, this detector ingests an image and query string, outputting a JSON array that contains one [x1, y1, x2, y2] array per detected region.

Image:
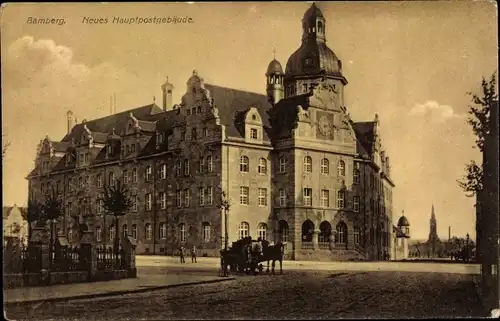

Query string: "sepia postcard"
[[1, 1, 499, 320]]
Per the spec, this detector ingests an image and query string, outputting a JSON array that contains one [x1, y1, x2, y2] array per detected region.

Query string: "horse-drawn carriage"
[[220, 236, 285, 276]]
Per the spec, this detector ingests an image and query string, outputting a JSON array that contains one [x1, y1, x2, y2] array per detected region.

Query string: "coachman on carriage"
[[220, 236, 286, 276]]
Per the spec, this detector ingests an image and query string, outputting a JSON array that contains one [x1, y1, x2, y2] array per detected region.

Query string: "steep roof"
[[61, 104, 163, 142], [352, 121, 375, 158], [3, 206, 27, 220], [205, 84, 272, 141]]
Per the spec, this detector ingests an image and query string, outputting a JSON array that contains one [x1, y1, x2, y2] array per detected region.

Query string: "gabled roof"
[[3, 206, 27, 220], [204, 84, 272, 141]]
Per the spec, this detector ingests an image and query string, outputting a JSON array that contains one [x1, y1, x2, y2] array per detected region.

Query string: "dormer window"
[[187, 109, 191, 116], [107, 144, 113, 155], [191, 107, 196, 115], [250, 128, 258, 140], [197, 106, 202, 113]]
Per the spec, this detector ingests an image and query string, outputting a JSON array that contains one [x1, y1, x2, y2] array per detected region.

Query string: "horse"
[[261, 240, 286, 275]]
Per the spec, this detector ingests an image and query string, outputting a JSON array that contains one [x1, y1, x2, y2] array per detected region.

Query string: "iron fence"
[[96, 246, 127, 270]]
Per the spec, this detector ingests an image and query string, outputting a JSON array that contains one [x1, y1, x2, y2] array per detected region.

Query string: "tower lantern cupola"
[[302, 2, 326, 43], [265, 49, 284, 105], [161, 77, 174, 112]]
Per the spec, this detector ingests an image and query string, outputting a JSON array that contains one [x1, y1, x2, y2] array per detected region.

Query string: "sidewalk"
[[4, 273, 235, 305]]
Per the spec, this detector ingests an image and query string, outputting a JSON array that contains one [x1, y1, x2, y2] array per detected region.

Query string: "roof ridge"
[[81, 103, 159, 125], [205, 83, 266, 97]]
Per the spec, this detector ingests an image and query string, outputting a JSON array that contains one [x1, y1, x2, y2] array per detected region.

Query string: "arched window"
[[145, 166, 152, 181], [179, 223, 186, 243], [257, 223, 267, 240], [206, 155, 213, 172], [279, 220, 289, 243], [279, 156, 287, 173], [353, 196, 360, 212], [108, 172, 115, 186], [132, 224, 137, 239], [145, 223, 152, 240], [96, 226, 102, 242], [158, 223, 166, 239], [337, 160, 345, 176], [318, 21, 323, 33], [183, 159, 190, 176], [319, 221, 332, 243], [321, 158, 329, 175], [122, 224, 128, 238], [258, 158, 267, 174], [108, 226, 114, 242], [132, 168, 137, 183], [303, 156, 312, 173], [238, 222, 250, 239], [337, 190, 345, 208], [301, 220, 315, 242], [336, 222, 347, 245], [240, 156, 249, 172], [354, 227, 360, 245], [202, 222, 211, 242]]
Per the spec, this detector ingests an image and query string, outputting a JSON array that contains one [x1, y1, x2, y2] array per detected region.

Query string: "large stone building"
[[26, 3, 395, 260]]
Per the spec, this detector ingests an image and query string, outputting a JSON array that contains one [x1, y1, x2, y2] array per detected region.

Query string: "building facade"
[[26, 3, 395, 260]]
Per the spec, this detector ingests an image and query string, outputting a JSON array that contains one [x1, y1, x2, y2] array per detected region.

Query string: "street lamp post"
[[217, 186, 230, 277]]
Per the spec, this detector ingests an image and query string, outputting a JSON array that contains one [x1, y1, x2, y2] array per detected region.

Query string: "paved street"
[[137, 255, 481, 275], [5, 268, 485, 319]]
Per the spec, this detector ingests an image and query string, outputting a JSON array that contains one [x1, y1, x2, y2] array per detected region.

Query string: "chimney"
[[66, 110, 74, 134], [161, 77, 174, 111]]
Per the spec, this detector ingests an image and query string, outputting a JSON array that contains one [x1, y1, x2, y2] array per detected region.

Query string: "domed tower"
[[397, 212, 411, 259], [266, 54, 284, 105], [284, 3, 347, 99]]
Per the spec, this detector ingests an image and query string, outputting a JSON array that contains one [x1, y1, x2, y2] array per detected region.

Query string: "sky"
[[1, 2, 497, 240]]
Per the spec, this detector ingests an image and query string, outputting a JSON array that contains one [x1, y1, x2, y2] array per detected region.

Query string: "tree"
[[41, 186, 64, 244], [457, 73, 498, 197], [20, 199, 44, 244], [99, 178, 133, 262]]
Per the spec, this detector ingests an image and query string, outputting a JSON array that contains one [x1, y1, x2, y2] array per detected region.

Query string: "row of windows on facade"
[[60, 185, 381, 216], [38, 157, 215, 195], [87, 222, 212, 243], [237, 187, 361, 210]]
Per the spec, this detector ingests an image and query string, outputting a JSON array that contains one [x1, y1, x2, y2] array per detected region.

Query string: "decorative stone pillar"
[[80, 230, 97, 281], [29, 226, 50, 272], [122, 235, 137, 278], [312, 230, 319, 250]]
